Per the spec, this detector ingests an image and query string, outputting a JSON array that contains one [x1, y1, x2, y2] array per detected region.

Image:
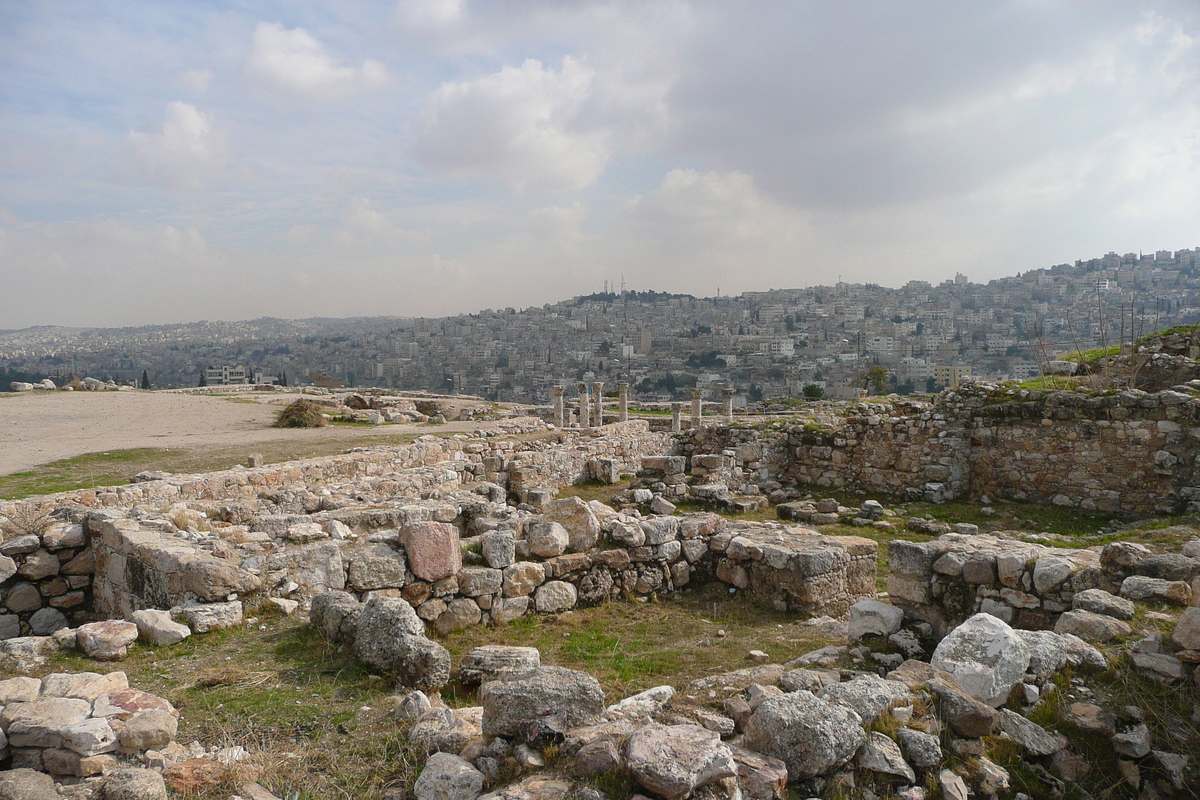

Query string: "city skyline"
[[2, 2, 1199, 328]]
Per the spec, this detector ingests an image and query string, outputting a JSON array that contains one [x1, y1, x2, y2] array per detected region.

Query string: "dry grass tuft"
[[0, 501, 54, 538], [274, 400, 329, 429]]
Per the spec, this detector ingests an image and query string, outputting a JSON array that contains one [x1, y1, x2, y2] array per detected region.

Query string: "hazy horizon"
[[3, 1, 1199, 329]]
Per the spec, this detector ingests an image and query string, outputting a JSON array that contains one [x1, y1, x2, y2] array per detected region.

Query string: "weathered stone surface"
[[896, 727, 942, 770], [626, 723, 736, 800], [542, 497, 601, 552], [401, 521, 462, 582], [132, 610, 191, 647], [180, 601, 243, 634], [310, 590, 362, 643], [607, 685, 675, 720], [344, 543, 408, 591], [1061, 633, 1109, 672], [848, 600, 904, 641], [729, 745, 788, 800], [1063, 702, 1116, 737], [858, 731, 914, 782], [0, 768, 59, 800], [118, 709, 178, 750], [61, 716, 119, 756], [77, 620, 140, 661], [29, 607, 68, 636], [1054, 610, 1131, 643], [457, 645, 541, 685], [103, 768, 168, 800], [480, 531, 516, 569], [1014, 630, 1067, 678], [4, 696, 92, 748], [262, 542, 344, 595], [480, 666, 605, 739], [1111, 723, 1152, 758], [413, 753, 484, 800], [1072, 588, 1135, 620], [1171, 606, 1200, 651], [353, 598, 449, 689], [92, 687, 176, 720], [432, 598, 482, 635], [0, 675, 42, 703], [526, 521, 570, 558], [931, 613, 1030, 707], [742, 690, 866, 780], [43, 671, 128, 702], [997, 709, 1063, 756], [886, 660, 997, 737], [1120, 575, 1192, 605], [503, 562, 546, 597], [818, 676, 912, 723], [180, 558, 261, 602], [534, 580, 577, 613]]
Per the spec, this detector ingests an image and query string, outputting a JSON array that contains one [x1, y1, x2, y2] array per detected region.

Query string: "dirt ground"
[[0, 390, 494, 477]]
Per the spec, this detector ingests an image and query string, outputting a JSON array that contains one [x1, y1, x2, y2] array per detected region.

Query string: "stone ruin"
[[0, 410, 1198, 799]]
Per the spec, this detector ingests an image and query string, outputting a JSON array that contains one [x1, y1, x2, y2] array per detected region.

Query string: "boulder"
[[480, 531, 516, 569], [607, 685, 675, 720], [262, 542, 344, 595], [1014, 630, 1067, 678], [310, 590, 362, 643], [1053, 610, 1131, 643], [886, 660, 996, 737], [1119, 575, 1192, 605], [848, 600, 905, 641], [931, 613, 1030, 707], [401, 521, 462, 582], [1171, 606, 1200, 651], [742, 690, 867, 780], [117, 709, 178, 750], [344, 543, 408, 591], [180, 601, 244, 634], [626, 723, 736, 800], [0, 768, 59, 800], [1072, 588, 1135, 620], [728, 746, 789, 800], [542, 497, 600, 552], [4, 696, 93, 748], [997, 709, 1063, 756], [103, 768, 168, 800], [896, 727, 942, 770], [353, 597, 450, 690], [857, 731, 915, 782], [526, 521, 570, 558], [534, 580, 577, 613], [412, 753, 484, 800], [29, 607, 68, 636], [132, 610, 191, 647], [458, 645, 541, 685], [818, 676, 912, 723], [480, 666, 605, 739], [60, 716, 119, 756], [180, 558, 261, 601], [77, 620, 140, 661], [1060, 633, 1109, 672]]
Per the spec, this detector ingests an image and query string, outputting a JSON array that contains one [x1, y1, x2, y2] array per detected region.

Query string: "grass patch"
[[556, 479, 632, 507]]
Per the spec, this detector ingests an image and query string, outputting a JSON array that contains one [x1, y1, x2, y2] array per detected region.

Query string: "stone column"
[[690, 389, 703, 429], [552, 385, 565, 428], [617, 382, 629, 422], [577, 383, 589, 427], [671, 402, 683, 433], [592, 382, 604, 426], [722, 388, 735, 423]]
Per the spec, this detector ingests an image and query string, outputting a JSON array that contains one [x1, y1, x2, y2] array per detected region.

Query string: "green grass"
[[1061, 344, 1122, 363]]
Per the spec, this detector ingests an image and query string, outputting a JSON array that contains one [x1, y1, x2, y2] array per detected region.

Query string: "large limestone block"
[[61, 716, 119, 756], [344, 543, 408, 591], [180, 557, 261, 602], [78, 620, 140, 661], [480, 666, 605, 739], [542, 497, 600, 552], [931, 613, 1030, 707], [848, 600, 904, 641], [3, 696, 92, 748], [526, 520, 570, 558], [310, 590, 362, 643], [1120, 575, 1193, 605], [103, 768, 168, 800], [117, 709, 178, 751], [0, 768, 60, 800], [401, 522, 462, 582], [534, 580, 577, 613], [728, 746, 789, 800], [1172, 606, 1200, 650], [132, 610, 191, 646], [1053, 610, 1131, 643], [857, 731, 914, 782], [818, 676, 912, 723], [457, 645, 541, 686], [742, 690, 866, 780], [1014, 630, 1067, 678], [180, 601, 243, 634], [996, 709, 1063, 756], [262, 542, 345, 595], [625, 723, 737, 800], [1072, 588, 1135, 620], [353, 597, 450, 690], [413, 753, 484, 800]]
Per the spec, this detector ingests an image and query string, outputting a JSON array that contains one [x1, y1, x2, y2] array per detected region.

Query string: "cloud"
[[180, 69, 213, 93], [395, 0, 465, 32], [245, 22, 387, 100], [127, 101, 229, 189], [414, 57, 610, 191]]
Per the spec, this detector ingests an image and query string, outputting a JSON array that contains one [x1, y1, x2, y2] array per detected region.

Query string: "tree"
[[866, 365, 888, 394], [140, 370, 150, 390], [925, 377, 939, 393], [802, 384, 824, 400], [198, 370, 207, 387], [280, 371, 288, 387]]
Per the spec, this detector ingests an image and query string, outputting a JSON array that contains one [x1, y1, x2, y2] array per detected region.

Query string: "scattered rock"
[[480, 666, 605, 739], [412, 753, 484, 800], [931, 613, 1031, 707], [77, 621, 139, 661], [743, 690, 867, 780], [132, 610, 191, 647], [848, 599, 904, 640], [625, 723, 737, 800]]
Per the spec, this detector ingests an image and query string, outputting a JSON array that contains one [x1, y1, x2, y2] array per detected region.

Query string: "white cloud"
[[245, 22, 387, 100], [127, 101, 229, 189], [180, 69, 213, 94], [395, 0, 464, 32], [414, 57, 610, 191]]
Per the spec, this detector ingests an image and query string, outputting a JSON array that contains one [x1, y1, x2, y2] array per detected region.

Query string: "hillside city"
[[3, 247, 1199, 404]]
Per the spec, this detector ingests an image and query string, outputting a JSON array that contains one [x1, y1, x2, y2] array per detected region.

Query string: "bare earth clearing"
[[0, 391, 492, 477]]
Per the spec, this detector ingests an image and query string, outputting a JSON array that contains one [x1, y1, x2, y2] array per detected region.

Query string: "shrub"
[[0, 502, 54, 539], [275, 399, 329, 428]]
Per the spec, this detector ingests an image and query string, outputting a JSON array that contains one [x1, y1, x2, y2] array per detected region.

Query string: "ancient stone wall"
[[0, 521, 93, 638]]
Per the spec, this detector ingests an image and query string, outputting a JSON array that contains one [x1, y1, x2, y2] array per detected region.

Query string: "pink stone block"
[[401, 521, 461, 582]]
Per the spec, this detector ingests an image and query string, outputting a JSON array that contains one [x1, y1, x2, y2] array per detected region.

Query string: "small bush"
[[275, 400, 329, 428], [0, 502, 54, 538]]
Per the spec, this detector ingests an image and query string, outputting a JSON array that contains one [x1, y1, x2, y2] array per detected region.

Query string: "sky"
[[1, 1, 1199, 328]]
